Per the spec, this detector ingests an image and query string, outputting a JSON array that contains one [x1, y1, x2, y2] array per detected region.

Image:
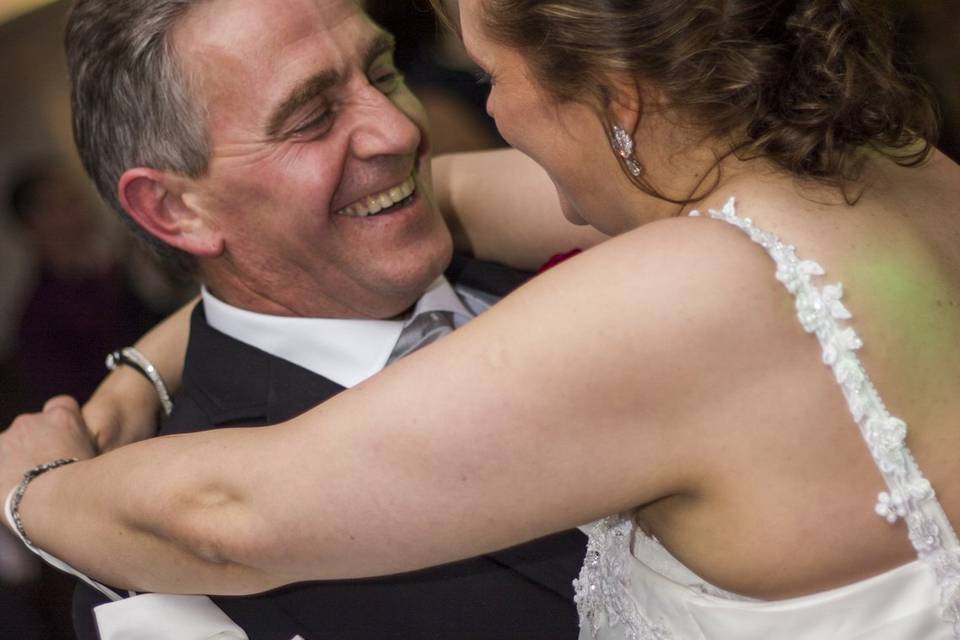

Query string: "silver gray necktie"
[[386, 310, 456, 364]]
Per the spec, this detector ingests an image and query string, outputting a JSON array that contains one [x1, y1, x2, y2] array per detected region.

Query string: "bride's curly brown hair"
[[431, 0, 940, 203]]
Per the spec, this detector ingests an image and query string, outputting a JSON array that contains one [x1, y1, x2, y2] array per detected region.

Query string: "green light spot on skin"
[[845, 247, 957, 391]]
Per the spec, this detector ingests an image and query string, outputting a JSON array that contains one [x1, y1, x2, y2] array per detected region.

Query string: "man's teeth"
[[337, 175, 417, 217]]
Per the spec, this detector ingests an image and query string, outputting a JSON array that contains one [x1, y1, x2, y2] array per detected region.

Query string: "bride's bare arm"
[[434, 149, 609, 269], [82, 298, 196, 452], [5, 218, 748, 596], [7, 225, 706, 593], [77, 151, 602, 451]]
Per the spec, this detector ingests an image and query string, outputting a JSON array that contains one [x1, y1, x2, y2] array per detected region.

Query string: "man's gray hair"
[[66, 0, 210, 273]]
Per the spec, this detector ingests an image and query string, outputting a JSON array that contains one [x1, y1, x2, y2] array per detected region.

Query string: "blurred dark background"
[[0, 0, 957, 638]]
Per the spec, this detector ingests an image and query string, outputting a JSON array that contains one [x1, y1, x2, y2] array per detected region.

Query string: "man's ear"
[[118, 168, 224, 258]]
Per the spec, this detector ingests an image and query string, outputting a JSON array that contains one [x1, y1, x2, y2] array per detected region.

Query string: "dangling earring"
[[611, 124, 644, 177]]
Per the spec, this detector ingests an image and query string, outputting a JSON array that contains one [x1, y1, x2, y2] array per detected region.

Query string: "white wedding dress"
[[574, 199, 960, 639]]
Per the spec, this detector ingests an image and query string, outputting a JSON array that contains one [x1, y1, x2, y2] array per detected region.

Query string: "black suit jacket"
[[74, 257, 586, 639]]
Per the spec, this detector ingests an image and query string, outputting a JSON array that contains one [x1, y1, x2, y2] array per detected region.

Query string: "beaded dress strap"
[[690, 198, 960, 635]]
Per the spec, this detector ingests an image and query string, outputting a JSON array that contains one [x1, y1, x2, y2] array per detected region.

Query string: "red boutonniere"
[[537, 249, 582, 274]]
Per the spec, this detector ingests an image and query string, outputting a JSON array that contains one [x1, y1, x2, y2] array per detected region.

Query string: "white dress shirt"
[[202, 276, 477, 387]]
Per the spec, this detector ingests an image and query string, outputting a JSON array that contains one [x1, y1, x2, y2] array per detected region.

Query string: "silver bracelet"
[[7, 458, 79, 548], [106, 347, 174, 416]]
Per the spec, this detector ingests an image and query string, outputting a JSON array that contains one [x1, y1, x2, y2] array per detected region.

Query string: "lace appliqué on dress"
[[692, 198, 960, 636], [573, 197, 960, 638], [574, 515, 674, 639]]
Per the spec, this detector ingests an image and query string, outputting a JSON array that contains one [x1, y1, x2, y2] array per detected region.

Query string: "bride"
[[4, 0, 960, 637]]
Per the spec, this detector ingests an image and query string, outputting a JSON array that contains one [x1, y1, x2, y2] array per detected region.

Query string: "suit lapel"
[[264, 356, 345, 424], [445, 254, 534, 298], [179, 306, 345, 428]]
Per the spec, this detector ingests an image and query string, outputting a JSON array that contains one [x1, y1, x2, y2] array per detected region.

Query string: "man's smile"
[[335, 172, 417, 217]]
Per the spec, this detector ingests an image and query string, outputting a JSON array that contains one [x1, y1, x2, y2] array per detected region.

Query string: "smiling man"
[[61, 0, 588, 638], [116, 0, 452, 320]]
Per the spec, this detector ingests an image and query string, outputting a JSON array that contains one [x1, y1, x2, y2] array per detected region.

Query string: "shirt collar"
[[201, 276, 472, 389], [409, 274, 473, 320]]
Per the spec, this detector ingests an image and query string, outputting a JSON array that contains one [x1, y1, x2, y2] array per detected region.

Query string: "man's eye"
[[372, 69, 404, 94], [289, 110, 334, 139]]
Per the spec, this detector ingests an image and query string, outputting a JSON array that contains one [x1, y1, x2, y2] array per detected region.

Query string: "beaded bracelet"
[[4, 459, 124, 602], [6, 458, 78, 548], [106, 347, 174, 416]]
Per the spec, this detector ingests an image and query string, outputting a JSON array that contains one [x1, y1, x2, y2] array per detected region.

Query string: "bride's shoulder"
[[537, 204, 792, 343], [587, 199, 784, 292]]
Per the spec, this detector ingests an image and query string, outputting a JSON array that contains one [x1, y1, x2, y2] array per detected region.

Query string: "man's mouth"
[[335, 174, 417, 218]]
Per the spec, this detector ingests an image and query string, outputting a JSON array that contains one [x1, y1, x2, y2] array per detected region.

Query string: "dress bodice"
[[574, 198, 960, 639]]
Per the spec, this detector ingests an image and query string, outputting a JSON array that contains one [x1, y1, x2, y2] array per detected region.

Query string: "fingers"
[[40, 396, 88, 442], [43, 396, 81, 414]]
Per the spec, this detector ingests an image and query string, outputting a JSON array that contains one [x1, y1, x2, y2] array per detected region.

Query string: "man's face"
[[175, 0, 452, 318]]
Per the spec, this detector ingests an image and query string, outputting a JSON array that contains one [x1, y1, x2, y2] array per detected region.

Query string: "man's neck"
[[199, 276, 473, 388], [199, 267, 419, 320]]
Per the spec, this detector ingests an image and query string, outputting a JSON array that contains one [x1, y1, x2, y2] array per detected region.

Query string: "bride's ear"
[[118, 168, 224, 258], [604, 75, 646, 136]]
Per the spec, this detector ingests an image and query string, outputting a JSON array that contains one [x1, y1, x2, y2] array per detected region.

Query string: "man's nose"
[[349, 88, 423, 159]]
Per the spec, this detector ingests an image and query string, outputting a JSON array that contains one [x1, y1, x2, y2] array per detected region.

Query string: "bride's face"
[[459, 0, 639, 234]]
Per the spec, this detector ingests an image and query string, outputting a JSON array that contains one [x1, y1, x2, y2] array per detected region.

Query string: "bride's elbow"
[[153, 461, 318, 591], [168, 484, 275, 569]]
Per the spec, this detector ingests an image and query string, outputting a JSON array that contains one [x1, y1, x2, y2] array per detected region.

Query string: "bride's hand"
[[1, 397, 98, 525]]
